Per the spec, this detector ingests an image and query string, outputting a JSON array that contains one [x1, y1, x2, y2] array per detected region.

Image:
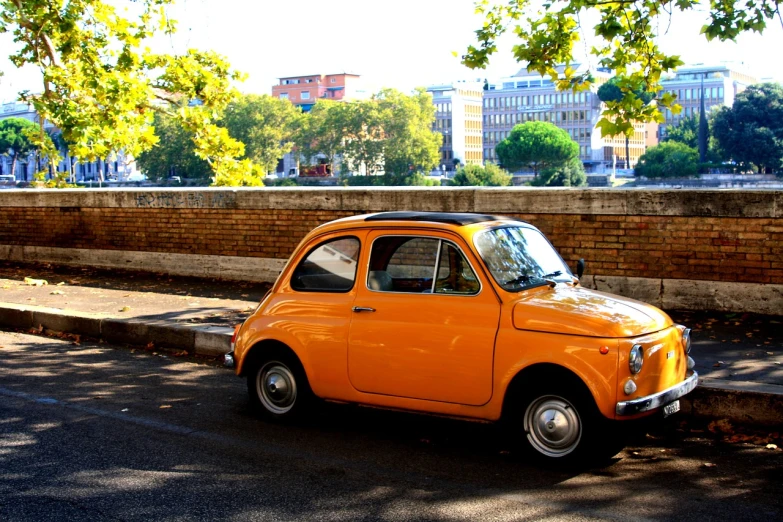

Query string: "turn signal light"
[[599, 346, 610, 355]]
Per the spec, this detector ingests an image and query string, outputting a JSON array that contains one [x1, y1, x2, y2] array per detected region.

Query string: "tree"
[[296, 100, 351, 174], [596, 76, 654, 168], [664, 115, 700, 150], [496, 121, 578, 177], [1, 0, 256, 186], [451, 163, 512, 186], [711, 83, 783, 173], [0, 117, 37, 180], [634, 141, 699, 179], [338, 88, 441, 178], [533, 157, 587, 187], [222, 94, 303, 176], [463, 0, 780, 134], [376, 88, 442, 176], [136, 112, 212, 181]]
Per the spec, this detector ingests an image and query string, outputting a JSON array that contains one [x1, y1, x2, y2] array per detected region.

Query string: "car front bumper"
[[615, 371, 699, 416]]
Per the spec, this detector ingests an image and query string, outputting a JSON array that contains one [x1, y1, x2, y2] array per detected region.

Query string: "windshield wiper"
[[540, 270, 563, 279], [504, 274, 531, 286]]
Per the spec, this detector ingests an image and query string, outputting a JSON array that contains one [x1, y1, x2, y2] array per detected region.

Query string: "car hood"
[[512, 285, 672, 338]]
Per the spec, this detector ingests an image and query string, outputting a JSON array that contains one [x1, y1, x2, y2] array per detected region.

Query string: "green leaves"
[[463, 0, 775, 130], [1, 0, 250, 185]]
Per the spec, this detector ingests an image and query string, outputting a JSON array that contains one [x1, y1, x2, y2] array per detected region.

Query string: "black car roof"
[[364, 212, 515, 226]]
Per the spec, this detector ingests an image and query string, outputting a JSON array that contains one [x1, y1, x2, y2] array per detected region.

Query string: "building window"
[[331, 78, 336, 83], [279, 93, 289, 100], [301, 92, 310, 100]]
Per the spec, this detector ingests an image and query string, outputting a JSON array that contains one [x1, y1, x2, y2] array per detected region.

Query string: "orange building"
[[271, 73, 364, 111]]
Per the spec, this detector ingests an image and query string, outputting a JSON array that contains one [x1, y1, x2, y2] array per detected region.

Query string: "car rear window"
[[290, 237, 360, 293]]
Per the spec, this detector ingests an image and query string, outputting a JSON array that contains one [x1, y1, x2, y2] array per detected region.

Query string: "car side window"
[[368, 236, 479, 295], [435, 242, 480, 295], [290, 237, 360, 292]]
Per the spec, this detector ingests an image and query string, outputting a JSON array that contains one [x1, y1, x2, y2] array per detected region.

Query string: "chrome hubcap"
[[256, 362, 297, 414], [524, 395, 581, 457]]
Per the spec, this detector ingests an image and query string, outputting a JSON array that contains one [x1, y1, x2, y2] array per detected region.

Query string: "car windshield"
[[474, 226, 572, 291]]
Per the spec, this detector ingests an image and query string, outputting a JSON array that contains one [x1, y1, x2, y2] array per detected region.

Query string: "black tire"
[[507, 384, 624, 466], [246, 351, 312, 421]]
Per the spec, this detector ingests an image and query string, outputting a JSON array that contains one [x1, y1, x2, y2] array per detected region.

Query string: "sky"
[[2, 0, 782, 103]]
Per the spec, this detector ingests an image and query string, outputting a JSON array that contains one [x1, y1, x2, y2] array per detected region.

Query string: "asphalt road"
[[1, 331, 781, 522]]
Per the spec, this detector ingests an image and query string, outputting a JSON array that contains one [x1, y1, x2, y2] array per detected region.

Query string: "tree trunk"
[[625, 135, 630, 170], [11, 152, 18, 180]]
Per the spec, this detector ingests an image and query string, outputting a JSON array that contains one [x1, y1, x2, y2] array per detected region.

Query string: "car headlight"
[[629, 344, 644, 374], [682, 328, 692, 354]]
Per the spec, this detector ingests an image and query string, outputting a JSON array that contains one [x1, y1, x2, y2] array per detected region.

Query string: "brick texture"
[[2, 207, 782, 285]]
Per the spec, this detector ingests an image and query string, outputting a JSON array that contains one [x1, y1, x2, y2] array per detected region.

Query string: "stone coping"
[[0, 187, 780, 218]]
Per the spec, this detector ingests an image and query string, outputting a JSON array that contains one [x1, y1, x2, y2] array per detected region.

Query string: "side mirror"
[[576, 258, 585, 279]]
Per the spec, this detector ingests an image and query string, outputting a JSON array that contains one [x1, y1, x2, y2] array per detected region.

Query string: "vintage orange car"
[[229, 212, 697, 462]]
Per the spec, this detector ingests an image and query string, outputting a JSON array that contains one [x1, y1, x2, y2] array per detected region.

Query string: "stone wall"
[[1, 187, 781, 313]]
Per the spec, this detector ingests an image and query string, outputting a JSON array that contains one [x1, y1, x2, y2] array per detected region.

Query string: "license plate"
[[663, 400, 680, 418]]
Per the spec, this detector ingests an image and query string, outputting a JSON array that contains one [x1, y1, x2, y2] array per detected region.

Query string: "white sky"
[[2, 0, 782, 103]]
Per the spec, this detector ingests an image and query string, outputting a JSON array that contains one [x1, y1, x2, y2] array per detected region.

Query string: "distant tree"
[[663, 115, 699, 150], [711, 83, 783, 173], [451, 163, 512, 186], [0, 117, 37, 180], [295, 100, 351, 174], [222, 94, 303, 176], [533, 157, 587, 187], [634, 141, 699, 179], [136, 112, 212, 181], [496, 122, 578, 178], [377, 88, 442, 176]]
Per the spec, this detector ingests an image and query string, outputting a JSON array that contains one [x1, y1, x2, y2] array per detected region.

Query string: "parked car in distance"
[[0, 174, 16, 185], [229, 212, 697, 463]]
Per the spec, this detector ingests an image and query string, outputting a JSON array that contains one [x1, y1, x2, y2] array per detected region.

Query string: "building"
[[271, 73, 369, 176], [658, 64, 757, 140], [271, 73, 366, 112], [0, 101, 139, 182], [427, 82, 484, 171], [480, 65, 660, 171]]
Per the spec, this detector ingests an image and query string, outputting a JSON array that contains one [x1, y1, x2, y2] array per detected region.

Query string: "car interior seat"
[[367, 270, 394, 291]]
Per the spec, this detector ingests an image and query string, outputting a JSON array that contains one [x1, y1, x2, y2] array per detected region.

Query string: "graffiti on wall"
[[134, 192, 237, 209]]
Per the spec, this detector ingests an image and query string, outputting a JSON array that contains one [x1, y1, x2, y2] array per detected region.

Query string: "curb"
[[0, 303, 780, 428], [0, 302, 232, 357]]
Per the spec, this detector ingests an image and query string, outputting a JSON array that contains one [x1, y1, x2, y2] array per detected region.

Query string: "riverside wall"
[[0, 187, 781, 314]]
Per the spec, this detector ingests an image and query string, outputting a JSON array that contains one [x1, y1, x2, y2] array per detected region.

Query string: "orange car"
[[229, 212, 697, 462]]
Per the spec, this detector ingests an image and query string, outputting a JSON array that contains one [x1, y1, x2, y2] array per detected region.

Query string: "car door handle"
[[352, 306, 376, 313]]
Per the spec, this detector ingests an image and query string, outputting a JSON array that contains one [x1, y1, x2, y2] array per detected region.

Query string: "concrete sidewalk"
[[0, 262, 780, 428]]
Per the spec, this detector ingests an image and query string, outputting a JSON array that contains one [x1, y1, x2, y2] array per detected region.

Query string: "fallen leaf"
[[767, 352, 775, 355], [121, 408, 129, 412], [159, 405, 172, 409], [56, 282, 66, 286], [767, 444, 778, 450], [119, 306, 131, 312], [50, 290, 64, 295], [702, 463, 716, 468], [24, 277, 48, 286]]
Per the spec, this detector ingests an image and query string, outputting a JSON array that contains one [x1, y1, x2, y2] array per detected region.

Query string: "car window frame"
[[289, 235, 361, 294], [366, 233, 482, 296]]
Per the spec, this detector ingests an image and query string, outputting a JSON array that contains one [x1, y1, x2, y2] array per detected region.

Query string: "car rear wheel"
[[247, 353, 311, 420]]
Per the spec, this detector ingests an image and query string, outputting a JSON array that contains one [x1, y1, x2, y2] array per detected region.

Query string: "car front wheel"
[[510, 385, 624, 465]]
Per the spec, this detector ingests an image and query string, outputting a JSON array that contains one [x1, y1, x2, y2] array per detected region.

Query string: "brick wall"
[[0, 188, 781, 286]]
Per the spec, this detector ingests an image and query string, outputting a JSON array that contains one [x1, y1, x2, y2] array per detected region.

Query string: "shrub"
[[635, 142, 699, 178], [451, 163, 512, 186]]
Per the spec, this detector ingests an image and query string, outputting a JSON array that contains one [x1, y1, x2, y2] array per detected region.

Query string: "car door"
[[347, 230, 500, 406]]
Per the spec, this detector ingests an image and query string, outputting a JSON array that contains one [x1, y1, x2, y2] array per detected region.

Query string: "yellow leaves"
[[24, 277, 48, 286]]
